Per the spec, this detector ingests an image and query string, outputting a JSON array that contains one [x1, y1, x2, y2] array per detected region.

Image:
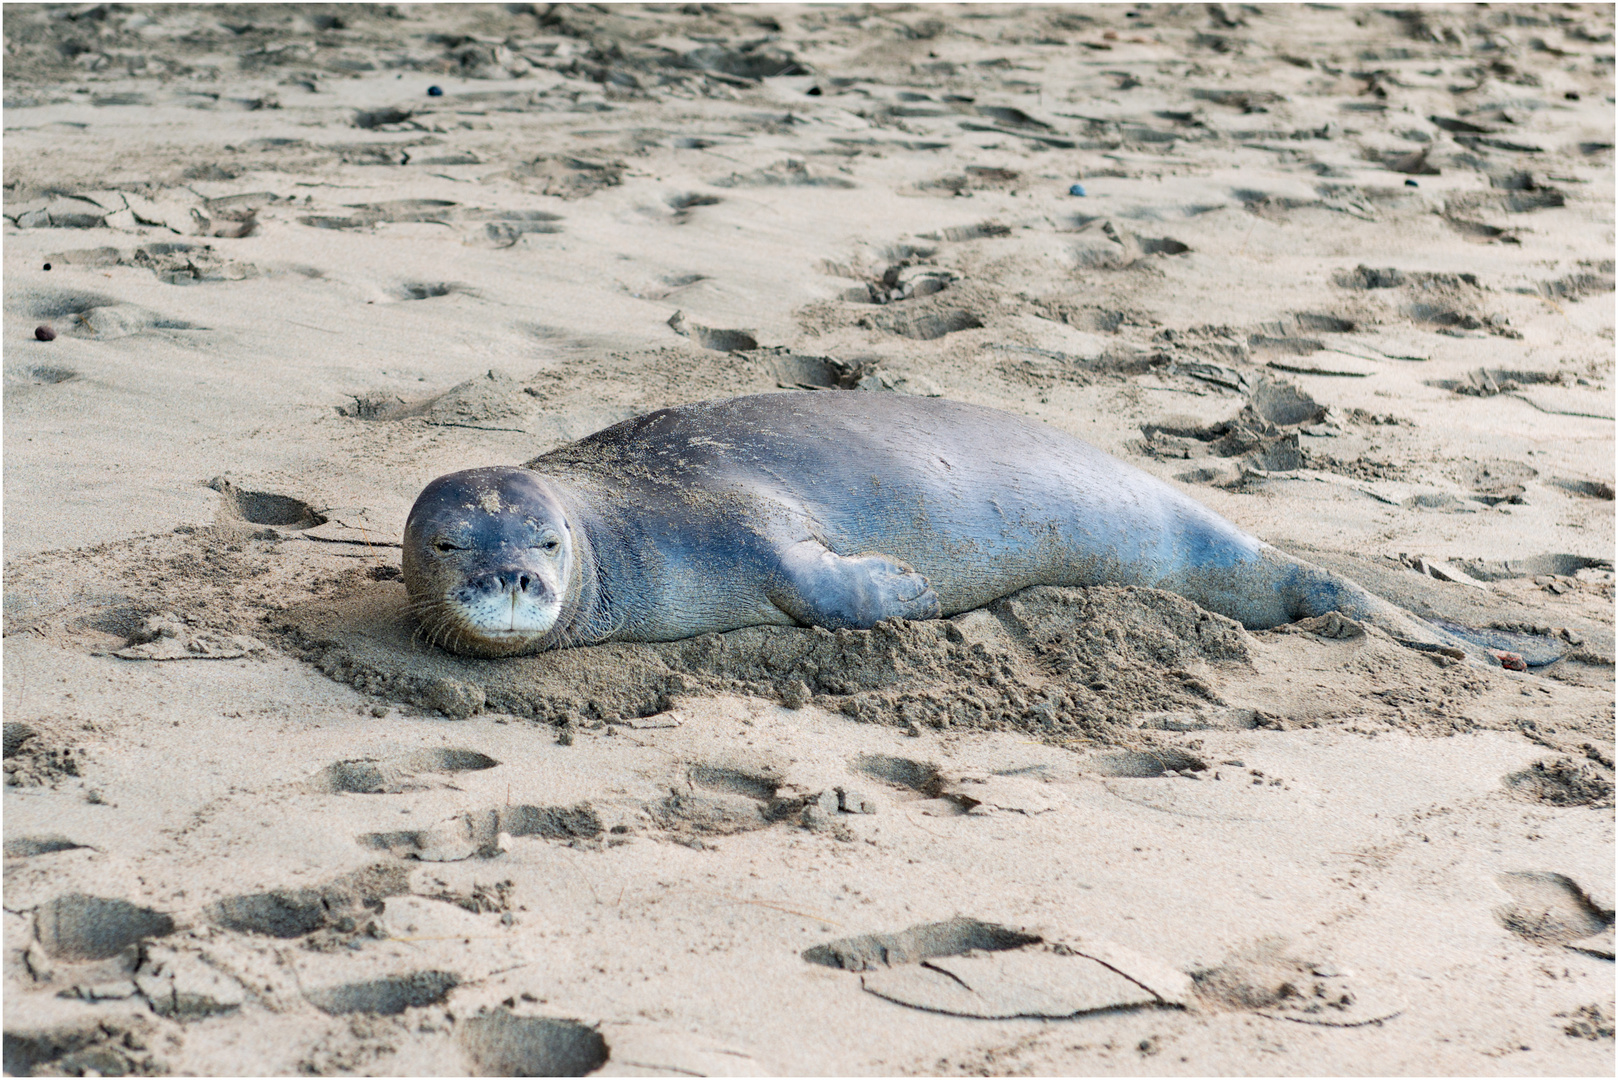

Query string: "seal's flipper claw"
[[771, 541, 940, 629]]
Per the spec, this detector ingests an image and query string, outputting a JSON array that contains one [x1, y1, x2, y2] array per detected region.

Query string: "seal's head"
[[402, 467, 578, 657]]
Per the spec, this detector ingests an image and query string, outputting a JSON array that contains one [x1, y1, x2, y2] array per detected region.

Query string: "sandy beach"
[[3, 3, 1614, 1075]]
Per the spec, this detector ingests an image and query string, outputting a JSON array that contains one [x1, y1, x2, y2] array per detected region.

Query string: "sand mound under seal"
[[277, 582, 1254, 737]]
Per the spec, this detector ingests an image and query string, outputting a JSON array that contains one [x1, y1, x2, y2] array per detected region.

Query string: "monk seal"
[[402, 392, 1531, 666]]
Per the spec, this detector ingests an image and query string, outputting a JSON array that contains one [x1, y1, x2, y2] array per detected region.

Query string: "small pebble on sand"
[[34, 326, 55, 341]]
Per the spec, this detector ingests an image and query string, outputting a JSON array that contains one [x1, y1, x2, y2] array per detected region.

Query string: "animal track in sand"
[[34, 894, 175, 961], [843, 264, 957, 306], [1495, 871, 1614, 947], [299, 198, 457, 230], [462, 208, 565, 246], [352, 106, 414, 130], [1550, 478, 1615, 501], [853, 753, 945, 797], [22, 289, 198, 339], [1070, 220, 1191, 270], [1191, 939, 1399, 1026], [1085, 747, 1207, 778], [313, 748, 498, 794], [870, 306, 983, 340], [666, 310, 758, 352], [664, 192, 721, 222], [917, 165, 1020, 195], [22, 365, 76, 385], [4, 836, 88, 858], [45, 242, 259, 284], [1530, 263, 1614, 301], [657, 761, 799, 835], [767, 350, 876, 390], [303, 198, 563, 242], [305, 971, 460, 1016], [1447, 458, 1538, 505], [804, 917, 1041, 971], [396, 281, 468, 300], [500, 155, 625, 199], [652, 789, 773, 837], [1333, 265, 1408, 290], [339, 369, 527, 427], [24, 288, 116, 319], [208, 864, 409, 938], [806, 917, 1196, 1020], [687, 762, 782, 801], [1330, 265, 1520, 335], [1140, 378, 1329, 483], [362, 803, 604, 861], [1277, 311, 1357, 335], [1446, 189, 1566, 218], [460, 1010, 609, 1077], [208, 477, 327, 530], [710, 159, 856, 189], [923, 221, 1011, 242], [2, 1015, 163, 1077], [1427, 368, 1565, 397]]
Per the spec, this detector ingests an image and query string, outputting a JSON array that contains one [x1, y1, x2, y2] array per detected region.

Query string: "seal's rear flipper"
[[1425, 618, 1569, 668]]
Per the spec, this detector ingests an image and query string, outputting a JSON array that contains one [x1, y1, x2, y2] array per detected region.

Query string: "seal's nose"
[[469, 568, 547, 597]]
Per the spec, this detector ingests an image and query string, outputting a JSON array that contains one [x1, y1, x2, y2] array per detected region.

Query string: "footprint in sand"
[[1192, 938, 1402, 1028], [338, 369, 529, 428], [312, 747, 498, 795], [853, 752, 944, 796], [1495, 871, 1614, 953], [304, 971, 460, 1016], [666, 310, 758, 352], [34, 894, 175, 962], [208, 865, 409, 938], [805, 917, 1189, 1019], [460, 1010, 609, 1077], [362, 803, 603, 862], [664, 192, 722, 223], [867, 306, 983, 341], [208, 477, 327, 530]]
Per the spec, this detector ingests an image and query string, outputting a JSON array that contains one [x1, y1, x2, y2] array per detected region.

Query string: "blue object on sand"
[[1069, 183, 1087, 196], [427, 85, 444, 97], [1404, 178, 1418, 187]]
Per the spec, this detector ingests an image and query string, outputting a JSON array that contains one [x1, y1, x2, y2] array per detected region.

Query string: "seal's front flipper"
[[770, 540, 941, 630]]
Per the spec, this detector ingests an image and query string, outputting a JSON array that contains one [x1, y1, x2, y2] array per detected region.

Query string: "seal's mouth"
[[411, 593, 562, 657]]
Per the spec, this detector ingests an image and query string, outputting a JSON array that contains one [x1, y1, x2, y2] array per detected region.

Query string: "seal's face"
[[402, 467, 575, 657]]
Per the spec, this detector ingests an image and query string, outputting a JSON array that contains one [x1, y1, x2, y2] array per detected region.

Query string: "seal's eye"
[[433, 540, 462, 553], [539, 536, 561, 554]]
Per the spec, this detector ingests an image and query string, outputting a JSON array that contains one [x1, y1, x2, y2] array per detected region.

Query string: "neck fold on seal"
[[525, 471, 616, 650]]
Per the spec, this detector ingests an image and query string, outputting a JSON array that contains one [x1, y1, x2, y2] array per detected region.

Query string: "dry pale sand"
[[2, 3, 1615, 1076]]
